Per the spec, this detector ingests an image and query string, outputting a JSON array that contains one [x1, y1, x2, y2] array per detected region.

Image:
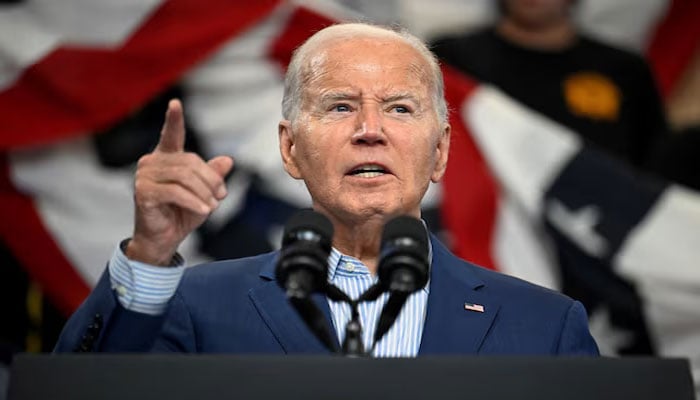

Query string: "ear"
[[431, 124, 451, 183], [279, 120, 302, 179]]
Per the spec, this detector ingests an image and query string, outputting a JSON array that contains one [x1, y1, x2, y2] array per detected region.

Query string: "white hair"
[[281, 23, 448, 124]]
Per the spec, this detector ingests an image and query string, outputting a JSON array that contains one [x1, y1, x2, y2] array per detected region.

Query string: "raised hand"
[[126, 99, 234, 266]]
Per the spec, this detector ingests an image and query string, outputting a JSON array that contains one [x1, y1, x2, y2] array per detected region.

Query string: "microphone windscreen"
[[378, 215, 430, 294], [282, 209, 334, 249], [372, 216, 430, 348], [380, 215, 429, 258], [276, 209, 338, 353]]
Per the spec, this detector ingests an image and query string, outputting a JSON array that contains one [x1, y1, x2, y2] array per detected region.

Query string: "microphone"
[[275, 209, 333, 299], [275, 209, 338, 352], [372, 215, 430, 348]]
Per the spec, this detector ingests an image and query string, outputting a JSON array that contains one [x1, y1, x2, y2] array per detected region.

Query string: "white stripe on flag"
[[9, 138, 210, 286], [9, 139, 135, 286], [614, 185, 700, 397], [615, 184, 700, 287], [0, 7, 60, 89], [464, 85, 582, 217], [576, 0, 670, 51], [182, 3, 313, 207], [493, 193, 560, 289], [0, 0, 163, 90], [32, 0, 163, 46]]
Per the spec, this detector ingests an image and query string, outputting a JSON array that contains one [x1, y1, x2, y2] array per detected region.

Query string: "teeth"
[[352, 164, 386, 175], [355, 171, 384, 178]]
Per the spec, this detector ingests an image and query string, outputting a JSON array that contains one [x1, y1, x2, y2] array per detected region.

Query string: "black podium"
[[8, 354, 695, 400]]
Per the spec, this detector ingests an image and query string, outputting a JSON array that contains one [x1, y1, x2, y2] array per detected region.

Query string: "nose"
[[351, 106, 385, 145]]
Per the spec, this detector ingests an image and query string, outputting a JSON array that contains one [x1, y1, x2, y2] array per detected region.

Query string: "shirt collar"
[[326, 225, 432, 290]]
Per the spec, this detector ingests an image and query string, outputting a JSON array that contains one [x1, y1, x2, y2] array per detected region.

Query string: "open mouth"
[[348, 164, 388, 178]]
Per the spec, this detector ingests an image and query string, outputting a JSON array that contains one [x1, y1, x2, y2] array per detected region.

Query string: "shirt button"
[[115, 285, 127, 296], [344, 262, 355, 272]]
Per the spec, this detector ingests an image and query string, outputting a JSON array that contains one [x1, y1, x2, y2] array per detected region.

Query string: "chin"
[[336, 201, 393, 220], [352, 200, 418, 220], [322, 191, 419, 221]]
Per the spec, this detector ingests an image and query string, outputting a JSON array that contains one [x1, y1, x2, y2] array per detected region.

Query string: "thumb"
[[208, 155, 234, 178]]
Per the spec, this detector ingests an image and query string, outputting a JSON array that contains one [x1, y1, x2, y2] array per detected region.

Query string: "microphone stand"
[[287, 281, 387, 357], [325, 284, 363, 356], [341, 301, 365, 356], [293, 273, 422, 357], [325, 283, 387, 357]]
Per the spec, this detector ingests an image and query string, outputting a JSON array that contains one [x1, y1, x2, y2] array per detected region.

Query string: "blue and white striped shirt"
[[326, 248, 429, 357], [109, 243, 185, 315], [109, 241, 430, 357]]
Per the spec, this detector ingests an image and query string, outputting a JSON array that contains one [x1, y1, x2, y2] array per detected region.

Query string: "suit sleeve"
[[55, 264, 202, 353], [53, 268, 170, 352], [555, 300, 600, 355]]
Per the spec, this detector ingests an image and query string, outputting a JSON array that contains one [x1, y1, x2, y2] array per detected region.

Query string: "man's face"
[[502, 0, 572, 29], [279, 36, 450, 224]]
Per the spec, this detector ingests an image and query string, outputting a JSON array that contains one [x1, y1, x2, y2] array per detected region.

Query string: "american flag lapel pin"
[[464, 302, 485, 313]]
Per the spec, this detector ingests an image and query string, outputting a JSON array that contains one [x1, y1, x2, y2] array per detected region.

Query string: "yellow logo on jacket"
[[563, 72, 621, 121]]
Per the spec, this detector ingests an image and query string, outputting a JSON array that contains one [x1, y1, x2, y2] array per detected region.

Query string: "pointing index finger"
[[156, 99, 186, 153]]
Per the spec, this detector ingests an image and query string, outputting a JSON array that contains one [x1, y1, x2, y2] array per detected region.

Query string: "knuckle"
[[133, 179, 147, 193], [140, 198, 158, 210], [171, 165, 190, 181], [182, 152, 201, 164], [136, 154, 153, 168], [134, 189, 156, 209]]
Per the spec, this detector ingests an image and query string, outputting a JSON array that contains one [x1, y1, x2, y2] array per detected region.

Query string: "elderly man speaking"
[[55, 23, 598, 356]]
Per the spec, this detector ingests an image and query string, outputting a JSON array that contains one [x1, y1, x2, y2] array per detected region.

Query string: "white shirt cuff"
[[108, 240, 186, 316]]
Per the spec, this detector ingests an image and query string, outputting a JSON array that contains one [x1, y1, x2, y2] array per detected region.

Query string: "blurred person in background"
[[432, 0, 668, 171], [651, 45, 700, 192]]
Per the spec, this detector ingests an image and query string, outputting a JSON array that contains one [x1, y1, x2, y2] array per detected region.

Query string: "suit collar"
[[253, 253, 338, 354], [259, 252, 277, 280]]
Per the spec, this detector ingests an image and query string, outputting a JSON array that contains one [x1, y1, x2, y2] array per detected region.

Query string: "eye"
[[390, 105, 412, 114], [331, 104, 352, 112]]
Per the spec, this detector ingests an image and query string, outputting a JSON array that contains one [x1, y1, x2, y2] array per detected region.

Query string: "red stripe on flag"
[[441, 67, 500, 270], [646, 0, 700, 98], [267, 6, 336, 71], [0, 0, 281, 150], [0, 155, 90, 315]]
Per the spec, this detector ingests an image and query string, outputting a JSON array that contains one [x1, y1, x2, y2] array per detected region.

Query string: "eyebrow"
[[383, 92, 420, 104], [318, 91, 420, 104], [318, 91, 360, 104]]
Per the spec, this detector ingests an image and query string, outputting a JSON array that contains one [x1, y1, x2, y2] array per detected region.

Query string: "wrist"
[[123, 237, 179, 267]]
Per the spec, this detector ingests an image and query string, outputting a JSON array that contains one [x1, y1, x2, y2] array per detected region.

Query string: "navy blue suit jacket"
[[55, 237, 598, 355]]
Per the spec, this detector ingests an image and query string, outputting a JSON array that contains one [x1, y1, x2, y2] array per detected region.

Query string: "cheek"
[[413, 136, 443, 182], [295, 135, 327, 173], [414, 135, 440, 166]]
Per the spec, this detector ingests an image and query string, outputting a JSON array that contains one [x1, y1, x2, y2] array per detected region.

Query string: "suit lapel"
[[248, 255, 337, 354], [419, 238, 501, 355]]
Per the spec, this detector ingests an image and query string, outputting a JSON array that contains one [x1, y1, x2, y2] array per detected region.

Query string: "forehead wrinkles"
[[407, 60, 434, 90], [299, 51, 333, 108], [302, 50, 329, 84], [301, 47, 432, 103]]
